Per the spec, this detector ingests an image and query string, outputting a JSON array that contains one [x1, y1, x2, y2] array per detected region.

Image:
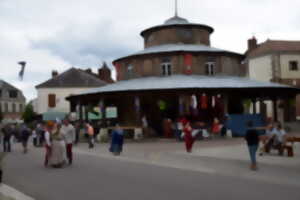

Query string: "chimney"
[[52, 70, 58, 78], [98, 62, 113, 83], [248, 37, 257, 52]]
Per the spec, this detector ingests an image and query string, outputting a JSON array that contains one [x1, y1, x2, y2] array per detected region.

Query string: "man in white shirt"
[[61, 119, 75, 165]]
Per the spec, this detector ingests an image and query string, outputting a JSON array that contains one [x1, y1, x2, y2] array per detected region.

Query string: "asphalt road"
[[3, 146, 300, 200]]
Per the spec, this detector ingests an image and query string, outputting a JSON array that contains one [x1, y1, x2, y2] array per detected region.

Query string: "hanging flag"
[[191, 95, 197, 109], [200, 93, 208, 109], [18, 61, 26, 80], [179, 96, 184, 115], [212, 96, 216, 108], [184, 54, 193, 75], [134, 96, 140, 112]]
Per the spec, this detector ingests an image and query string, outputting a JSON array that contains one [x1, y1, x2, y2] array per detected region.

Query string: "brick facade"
[[116, 53, 245, 81], [143, 27, 211, 48]]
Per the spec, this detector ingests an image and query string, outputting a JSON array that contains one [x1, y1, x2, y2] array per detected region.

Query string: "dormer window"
[[205, 62, 215, 76], [161, 58, 172, 76], [9, 90, 18, 98]]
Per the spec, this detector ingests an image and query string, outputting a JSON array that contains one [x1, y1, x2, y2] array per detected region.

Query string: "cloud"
[[1, 0, 300, 101]]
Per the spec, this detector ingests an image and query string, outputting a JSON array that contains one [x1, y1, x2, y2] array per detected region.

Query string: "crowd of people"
[[0, 116, 291, 173], [0, 119, 125, 169]]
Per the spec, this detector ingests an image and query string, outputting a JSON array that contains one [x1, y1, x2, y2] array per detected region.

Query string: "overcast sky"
[[1, 0, 300, 101]]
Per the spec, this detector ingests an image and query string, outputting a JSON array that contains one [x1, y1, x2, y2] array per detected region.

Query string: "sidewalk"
[[74, 138, 300, 187], [0, 184, 34, 200]]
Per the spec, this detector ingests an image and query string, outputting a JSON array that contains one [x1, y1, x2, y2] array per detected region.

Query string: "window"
[[161, 58, 172, 76], [0, 90, 2, 98], [127, 64, 133, 79], [177, 29, 192, 39], [48, 94, 56, 108], [205, 62, 215, 75], [289, 61, 298, 71], [9, 90, 18, 98]]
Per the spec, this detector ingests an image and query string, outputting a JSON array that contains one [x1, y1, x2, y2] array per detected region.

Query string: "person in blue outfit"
[[245, 121, 260, 171], [109, 124, 124, 156]]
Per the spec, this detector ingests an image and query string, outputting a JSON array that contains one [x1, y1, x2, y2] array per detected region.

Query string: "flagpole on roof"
[[175, 0, 178, 16]]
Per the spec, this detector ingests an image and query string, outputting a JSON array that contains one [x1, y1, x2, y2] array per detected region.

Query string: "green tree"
[[22, 104, 37, 123]]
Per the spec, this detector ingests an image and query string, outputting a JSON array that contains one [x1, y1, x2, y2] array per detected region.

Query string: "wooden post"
[[79, 104, 83, 121], [84, 105, 89, 122], [252, 99, 257, 114]]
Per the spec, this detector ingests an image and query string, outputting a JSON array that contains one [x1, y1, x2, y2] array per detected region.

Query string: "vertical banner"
[[134, 96, 140, 113], [184, 54, 193, 75], [179, 96, 184, 116]]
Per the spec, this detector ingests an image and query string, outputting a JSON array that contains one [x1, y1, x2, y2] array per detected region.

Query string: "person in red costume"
[[211, 118, 221, 136], [182, 119, 194, 153]]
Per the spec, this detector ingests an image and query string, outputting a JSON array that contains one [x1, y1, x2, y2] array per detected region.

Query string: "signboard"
[[106, 107, 118, 119]]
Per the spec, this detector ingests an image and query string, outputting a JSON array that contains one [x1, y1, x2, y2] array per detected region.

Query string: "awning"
[[42, 111, 67, 121]]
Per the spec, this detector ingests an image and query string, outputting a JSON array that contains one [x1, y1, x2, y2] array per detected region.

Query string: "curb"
[[0, 184, 35, 200]]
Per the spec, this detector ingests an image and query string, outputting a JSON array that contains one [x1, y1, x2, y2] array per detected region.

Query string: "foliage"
[[22, 104, 37, 123]]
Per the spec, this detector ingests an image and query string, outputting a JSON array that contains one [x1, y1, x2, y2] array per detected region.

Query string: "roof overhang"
[[113, 44, 244, 64], [66, 75, 300, 101]]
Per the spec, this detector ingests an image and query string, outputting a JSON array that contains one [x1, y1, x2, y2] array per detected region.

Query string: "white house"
[[246, 38, 300, 121], [0, 80, 26, 123], [35, 66, 112, 117]]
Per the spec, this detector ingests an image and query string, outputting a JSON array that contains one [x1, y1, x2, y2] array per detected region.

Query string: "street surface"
[[3, 139, 300, 200]]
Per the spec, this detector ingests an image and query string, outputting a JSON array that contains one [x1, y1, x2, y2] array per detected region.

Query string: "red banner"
[[184, 54, 193, 75]]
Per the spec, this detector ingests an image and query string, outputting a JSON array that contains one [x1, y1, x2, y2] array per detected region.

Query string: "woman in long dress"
[[49, 124, 66, 168], [182, 119, 194, 153]]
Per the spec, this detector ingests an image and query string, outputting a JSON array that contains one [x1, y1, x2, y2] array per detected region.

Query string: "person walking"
[[85, 123, 94, 149], [49, 123, 66, 168], [32, 129, 38, 147], [182, 119, 195, 153], [245, 121, 260, 171], [20, 124, 31, 154], [109, 124, 124, 156], [61, 119, 75, 165], [2, 124, 12, 152], [36, 123, 45, 147], [44, 121, 54, 167]]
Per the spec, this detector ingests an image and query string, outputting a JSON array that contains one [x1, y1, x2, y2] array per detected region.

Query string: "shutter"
[[48, 94, 56, 108]]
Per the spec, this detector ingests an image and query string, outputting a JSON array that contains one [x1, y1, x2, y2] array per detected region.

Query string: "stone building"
[[114, 15, 245, 80], [0, 80, 26, 123], [246, 38, 300, 121]]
